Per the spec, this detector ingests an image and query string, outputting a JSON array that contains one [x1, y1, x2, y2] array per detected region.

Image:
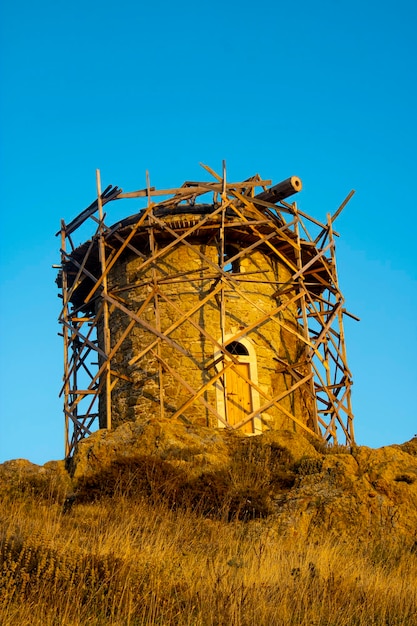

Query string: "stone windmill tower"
[[57, 164, 356, 457]]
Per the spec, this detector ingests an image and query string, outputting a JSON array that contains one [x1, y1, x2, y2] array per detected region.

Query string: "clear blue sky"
[[0, 0, 416, 464]]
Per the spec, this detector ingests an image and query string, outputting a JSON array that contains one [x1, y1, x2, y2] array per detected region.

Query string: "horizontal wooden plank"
[[117, 180, 272, 200]]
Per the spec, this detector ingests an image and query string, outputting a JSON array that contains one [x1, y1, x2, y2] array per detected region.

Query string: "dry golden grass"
[[1, 480, 416, 626]]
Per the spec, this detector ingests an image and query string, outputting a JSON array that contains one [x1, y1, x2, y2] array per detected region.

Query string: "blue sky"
[[0, 0, 416, 464]]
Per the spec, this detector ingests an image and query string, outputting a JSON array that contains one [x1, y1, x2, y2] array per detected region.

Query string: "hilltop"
[[1, 419, 417, 625], [3, 418, 417, 540]]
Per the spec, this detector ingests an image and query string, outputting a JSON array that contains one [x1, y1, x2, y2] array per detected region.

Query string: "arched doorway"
[[215, 337, 261, 434]]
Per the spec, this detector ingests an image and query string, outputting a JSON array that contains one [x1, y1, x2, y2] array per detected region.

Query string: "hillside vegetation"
[[1, 419, 416, 625]]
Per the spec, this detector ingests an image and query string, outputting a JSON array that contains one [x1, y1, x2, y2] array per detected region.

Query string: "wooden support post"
[[148, 174, 165, 419], [60, 220, 71, 457], [220, 161, 229, 425], [327, 213, 355, 444], [96, 169, 112, 430], [293, 205, 320, 436]]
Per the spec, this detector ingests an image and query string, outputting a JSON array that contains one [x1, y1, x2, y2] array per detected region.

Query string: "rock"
[[69, 417, 321, 482], [0, 458, 71, 501], [273, 440, 417, 540], [1, 421, 416, 544], [69, 417, 231, 482]]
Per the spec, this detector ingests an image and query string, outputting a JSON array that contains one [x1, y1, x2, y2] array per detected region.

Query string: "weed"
[[1, 440, 416, 626], [294, 456, 323, 476]]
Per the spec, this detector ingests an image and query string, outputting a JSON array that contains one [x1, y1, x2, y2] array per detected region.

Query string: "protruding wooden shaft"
[[255, 176, 302, 204]]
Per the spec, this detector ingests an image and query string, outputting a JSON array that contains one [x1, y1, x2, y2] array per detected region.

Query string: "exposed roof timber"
[[58, 185, 122, 237], [117, 179, 273, 200], [254, 176, 302, 204], [58, 174, 304, 243]]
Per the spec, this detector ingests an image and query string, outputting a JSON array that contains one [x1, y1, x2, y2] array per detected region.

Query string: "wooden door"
[[226, 363, 254, 434]]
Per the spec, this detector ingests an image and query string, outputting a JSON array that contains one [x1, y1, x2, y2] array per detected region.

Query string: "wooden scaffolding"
[[57, 164, 357, 457]]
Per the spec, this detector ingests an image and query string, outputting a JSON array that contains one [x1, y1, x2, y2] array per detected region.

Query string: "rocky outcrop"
[[274, 441, 417, 539], [0, 458, 71, 501], [2, 419, 416, 543]]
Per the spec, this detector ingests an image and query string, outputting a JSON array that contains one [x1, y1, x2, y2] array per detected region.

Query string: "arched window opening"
[[226, 341, 249, 356]]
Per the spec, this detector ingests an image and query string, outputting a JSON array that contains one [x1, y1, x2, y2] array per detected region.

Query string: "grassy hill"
[[1, 421, 416, 625]]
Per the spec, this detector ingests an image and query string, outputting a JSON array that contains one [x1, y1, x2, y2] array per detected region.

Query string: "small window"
[[226, 341, 249, 356], [222, 245, 240, 273]]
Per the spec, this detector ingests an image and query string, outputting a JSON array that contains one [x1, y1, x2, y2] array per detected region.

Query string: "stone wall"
[[98, 225, 314, 433]]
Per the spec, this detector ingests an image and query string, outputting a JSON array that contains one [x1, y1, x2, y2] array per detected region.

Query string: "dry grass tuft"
[[1, 475, 416, 625]]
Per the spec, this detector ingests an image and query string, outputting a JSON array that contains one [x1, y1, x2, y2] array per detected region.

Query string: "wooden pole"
[[294, 204, 320, 436], [327, 213, 355, 444], [147, 169, 165, 419], [60, 220, 71, 457], [96, 169, 112, 430], [220, 160, 229, 426]]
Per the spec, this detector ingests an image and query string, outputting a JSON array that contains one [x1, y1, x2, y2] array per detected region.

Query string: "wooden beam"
[[232, 373, 315, 435], [169, 360, 236, 422], [128, 281, 224, 366], [84, 203, 155, 304], [151, 350, 227, 427], [254, 176, 302, 204], [229, 192, 300, 274], [116, 179, 273, 200]]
